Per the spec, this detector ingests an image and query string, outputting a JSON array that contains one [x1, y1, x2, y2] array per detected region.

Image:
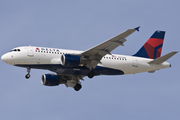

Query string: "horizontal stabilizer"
[[148, 51, 178, 64]]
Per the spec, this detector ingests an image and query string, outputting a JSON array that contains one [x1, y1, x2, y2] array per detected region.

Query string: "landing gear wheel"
[[25, 67, 31, 79], [25, 74, 30, 79], [74, 84, 82, 91], [88, 70, 95, 78]]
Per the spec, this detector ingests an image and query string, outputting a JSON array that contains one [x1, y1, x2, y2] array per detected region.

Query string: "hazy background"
[[0, 0, 179, 120]]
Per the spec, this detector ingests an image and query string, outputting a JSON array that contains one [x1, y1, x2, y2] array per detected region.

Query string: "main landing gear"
[[25, 67, 31, 79], [88, 70, 95, 78], [74, 83, 82, 91]]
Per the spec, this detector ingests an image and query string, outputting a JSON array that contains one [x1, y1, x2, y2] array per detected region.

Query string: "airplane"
[[1, 27, 178, 91]]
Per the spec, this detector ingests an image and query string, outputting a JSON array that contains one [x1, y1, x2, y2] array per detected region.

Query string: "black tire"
[[74, 84, 82, 91], [25, 74, 30, 79], [88, 70, 95, 78]]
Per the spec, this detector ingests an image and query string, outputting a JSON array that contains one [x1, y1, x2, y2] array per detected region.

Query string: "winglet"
[[135, 26, 140, 32]]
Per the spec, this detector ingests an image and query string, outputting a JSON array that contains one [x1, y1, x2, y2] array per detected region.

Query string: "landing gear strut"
[[74, 84, 82, 91], [25, 67, 31, 79], [88, 70, 95, 78]]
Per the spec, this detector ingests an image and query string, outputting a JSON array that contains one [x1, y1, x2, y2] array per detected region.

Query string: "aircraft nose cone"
[[1, 54, 6, 62], [1, 53, 9, 63], [1, 53, 15, 65]]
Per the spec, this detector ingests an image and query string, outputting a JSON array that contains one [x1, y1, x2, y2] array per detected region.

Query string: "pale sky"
[[0, 0, 180, 120]]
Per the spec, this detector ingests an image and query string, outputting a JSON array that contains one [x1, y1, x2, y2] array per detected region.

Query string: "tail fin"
[[133, 31, 165, 59]]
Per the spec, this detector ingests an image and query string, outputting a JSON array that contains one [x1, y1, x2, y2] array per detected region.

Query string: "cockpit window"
[[10, 49, 21, 52]]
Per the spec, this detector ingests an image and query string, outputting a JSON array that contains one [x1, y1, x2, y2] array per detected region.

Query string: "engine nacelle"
[[61, 54, 80, 66], [41, 74, 60, 86]]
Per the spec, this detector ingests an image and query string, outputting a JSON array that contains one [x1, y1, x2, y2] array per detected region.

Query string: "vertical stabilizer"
[[133, 31, 165, 59]]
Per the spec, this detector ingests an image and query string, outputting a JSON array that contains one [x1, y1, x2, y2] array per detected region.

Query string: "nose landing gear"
[[25, 67, 31, 79], [25, 74, 30, 79]]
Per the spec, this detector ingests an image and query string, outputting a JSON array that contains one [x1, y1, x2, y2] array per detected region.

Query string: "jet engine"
[[41, 74, 60, 86], [61, 54, 80, 66]]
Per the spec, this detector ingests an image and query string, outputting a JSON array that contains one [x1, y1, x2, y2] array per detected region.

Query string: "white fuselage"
[[1, 46, 171, 75]]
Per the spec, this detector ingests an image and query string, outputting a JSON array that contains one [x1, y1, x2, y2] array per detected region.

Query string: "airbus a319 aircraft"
[[1, 27, 178, 91]]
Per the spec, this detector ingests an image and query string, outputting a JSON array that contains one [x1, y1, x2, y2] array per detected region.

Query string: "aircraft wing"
[[81, 27, 140, 69]]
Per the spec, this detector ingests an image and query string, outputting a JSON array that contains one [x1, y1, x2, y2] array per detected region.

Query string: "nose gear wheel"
[[25, 67, 31, 79]]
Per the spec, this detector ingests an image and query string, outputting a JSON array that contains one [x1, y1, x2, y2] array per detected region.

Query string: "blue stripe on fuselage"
[[15, 64, 124, 76]]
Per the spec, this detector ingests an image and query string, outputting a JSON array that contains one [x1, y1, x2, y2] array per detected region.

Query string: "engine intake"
[[61, 54, 80, 66], [41, 74, 60, 86]]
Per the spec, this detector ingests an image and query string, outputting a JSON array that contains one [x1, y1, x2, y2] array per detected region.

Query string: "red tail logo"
[[134, 31, 165, 59]]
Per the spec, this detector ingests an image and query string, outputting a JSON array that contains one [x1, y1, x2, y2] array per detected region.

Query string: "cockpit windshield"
[[10, 49, 21, 52]]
